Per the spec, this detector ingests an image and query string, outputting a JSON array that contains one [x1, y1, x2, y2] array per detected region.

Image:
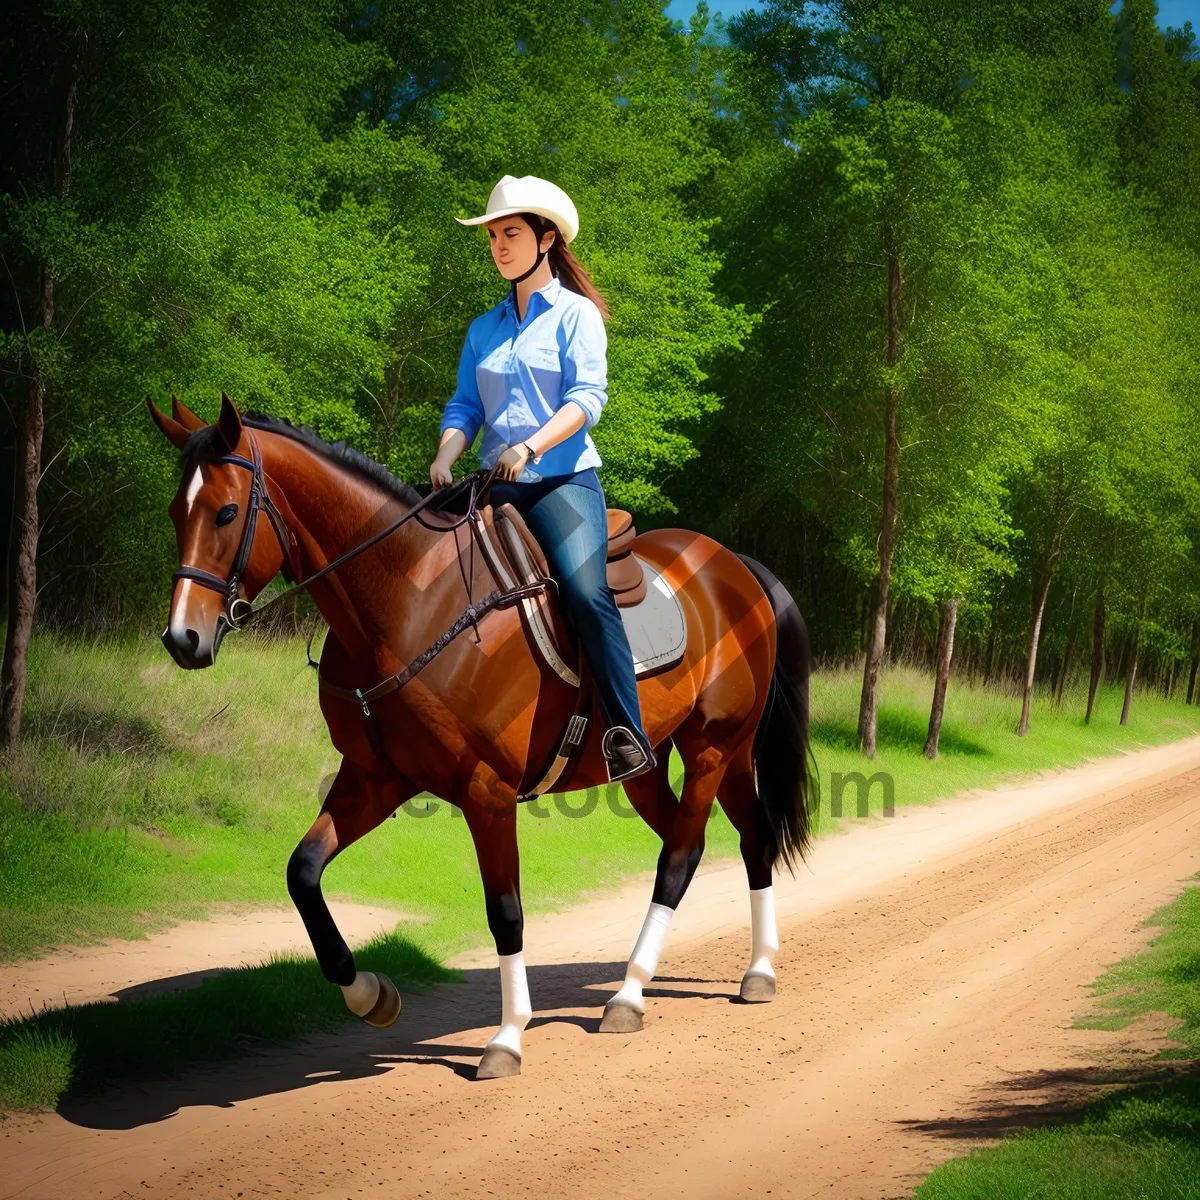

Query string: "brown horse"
[[150, 392, 817, 1079]]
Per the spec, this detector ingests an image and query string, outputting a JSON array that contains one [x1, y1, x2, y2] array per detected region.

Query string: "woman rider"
[[429, 174, 656, 784]]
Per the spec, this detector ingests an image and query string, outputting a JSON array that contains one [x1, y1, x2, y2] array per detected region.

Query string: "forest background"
[[2, 0, 1200, 757]]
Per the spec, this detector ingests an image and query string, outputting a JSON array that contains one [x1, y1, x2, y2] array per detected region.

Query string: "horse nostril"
[[184, 628, 201, 654]]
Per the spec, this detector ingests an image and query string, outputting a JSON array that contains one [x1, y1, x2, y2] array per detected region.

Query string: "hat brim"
[[455, 206, 577, 244]]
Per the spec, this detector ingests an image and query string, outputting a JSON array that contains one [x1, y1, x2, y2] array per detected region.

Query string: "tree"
[[0, 14, 81, 746]]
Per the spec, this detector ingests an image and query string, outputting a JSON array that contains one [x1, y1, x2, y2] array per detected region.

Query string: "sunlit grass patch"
[[0, 928, 454, 1110]]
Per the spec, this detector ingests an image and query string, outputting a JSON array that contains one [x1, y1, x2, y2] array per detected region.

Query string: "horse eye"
[[215, 504, 239, 527]]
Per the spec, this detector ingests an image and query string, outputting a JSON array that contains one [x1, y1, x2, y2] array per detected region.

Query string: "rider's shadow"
[[55, 960, 737, 1130]]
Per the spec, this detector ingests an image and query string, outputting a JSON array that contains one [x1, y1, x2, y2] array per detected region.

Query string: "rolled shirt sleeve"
[[559, 301, 607, 431], [439, 329, 484, 446]]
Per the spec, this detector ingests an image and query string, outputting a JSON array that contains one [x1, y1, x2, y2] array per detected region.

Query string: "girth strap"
[[517, 671, 592, 803]]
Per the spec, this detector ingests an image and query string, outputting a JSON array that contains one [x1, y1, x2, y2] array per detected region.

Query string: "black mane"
[[179, 412, 425, 507]]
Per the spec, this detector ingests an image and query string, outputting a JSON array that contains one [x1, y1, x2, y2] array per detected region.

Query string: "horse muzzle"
[[161, 622, 210, 669], [161, 610, 234, 669]]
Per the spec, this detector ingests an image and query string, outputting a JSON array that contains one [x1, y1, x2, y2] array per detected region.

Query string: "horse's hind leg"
[[287, 761, 416, 1027], [717, 749, 779, 1002], [462, 801, 530, 1080], [600, 748, 723, 1033]]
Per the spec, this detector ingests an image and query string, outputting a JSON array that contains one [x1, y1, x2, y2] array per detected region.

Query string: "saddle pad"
[[621, 556, 687, 676]]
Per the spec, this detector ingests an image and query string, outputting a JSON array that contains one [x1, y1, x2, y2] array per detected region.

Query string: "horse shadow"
[[57, 960, 736, 1131]]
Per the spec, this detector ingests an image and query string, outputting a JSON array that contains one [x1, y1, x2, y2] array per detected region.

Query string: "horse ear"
[[171, 394, 206, 432], [216, 392, 243, 452], [147, 395, 190, 449]]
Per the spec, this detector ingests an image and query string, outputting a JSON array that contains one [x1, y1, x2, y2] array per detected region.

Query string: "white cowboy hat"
[[455, 174, 579, 244]]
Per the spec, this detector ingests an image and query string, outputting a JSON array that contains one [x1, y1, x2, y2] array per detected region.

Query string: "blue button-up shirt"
[[439, 275, 607, 478]]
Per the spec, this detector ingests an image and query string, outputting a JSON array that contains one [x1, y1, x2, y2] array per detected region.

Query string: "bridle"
[[171, 432, 295, 631]]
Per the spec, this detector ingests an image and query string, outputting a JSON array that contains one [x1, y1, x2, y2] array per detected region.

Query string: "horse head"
[[148, 392, 290, 668]]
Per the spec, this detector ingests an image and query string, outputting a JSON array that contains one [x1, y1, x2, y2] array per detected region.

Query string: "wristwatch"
[[519, 441, 541, 464]]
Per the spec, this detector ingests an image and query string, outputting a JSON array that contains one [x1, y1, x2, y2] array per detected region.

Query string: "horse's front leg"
[[287, 760, 416, 1027], [463, 801, 531, 1080]]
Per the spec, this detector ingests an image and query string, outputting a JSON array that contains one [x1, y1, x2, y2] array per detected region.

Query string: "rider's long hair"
[[518, 211, 611, 322]]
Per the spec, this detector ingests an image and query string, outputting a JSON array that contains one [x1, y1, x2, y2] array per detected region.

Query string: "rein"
[[238, 463, 498, 629]]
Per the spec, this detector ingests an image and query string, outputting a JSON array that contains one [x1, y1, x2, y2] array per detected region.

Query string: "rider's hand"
[[429, 455, 455, 490], [495, 444, 531, 482]]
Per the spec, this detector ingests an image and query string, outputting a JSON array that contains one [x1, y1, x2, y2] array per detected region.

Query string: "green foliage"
[[4, 0, 1200, 694], [1, 0, 751, 617], [670, 0, 1200, 685]]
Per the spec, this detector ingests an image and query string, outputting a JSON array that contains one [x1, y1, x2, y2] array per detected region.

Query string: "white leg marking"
[[611, 901, 674, 1014], [184, 465, 203, 514], [341, 970, 380, 1017], [748, 885, 779, 980], [487, 950, 533, 1058]]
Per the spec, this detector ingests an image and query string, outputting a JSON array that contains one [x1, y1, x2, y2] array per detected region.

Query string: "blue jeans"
[[488, 469, 647, 746]]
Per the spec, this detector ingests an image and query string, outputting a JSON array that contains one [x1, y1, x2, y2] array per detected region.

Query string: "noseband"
[[172, 432, 294, 630]]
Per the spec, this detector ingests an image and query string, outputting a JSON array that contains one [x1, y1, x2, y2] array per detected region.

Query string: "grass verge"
[[4, 632, 1197, 966], [0, 928, 455, 1110], [912, 876, 1200, 1199]]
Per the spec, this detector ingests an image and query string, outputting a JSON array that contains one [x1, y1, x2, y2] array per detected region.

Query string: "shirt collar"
[[505, 274, 563, 315]]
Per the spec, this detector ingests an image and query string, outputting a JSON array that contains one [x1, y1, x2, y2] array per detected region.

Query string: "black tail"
[[738, 554, 819, 872]]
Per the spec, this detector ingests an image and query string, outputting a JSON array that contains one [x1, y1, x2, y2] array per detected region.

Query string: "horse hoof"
[[599, 1001, 644, 1033], [362, 973, 402, 1028], [739, 972, 776, 1003], [476, 1044, 521, 1080]]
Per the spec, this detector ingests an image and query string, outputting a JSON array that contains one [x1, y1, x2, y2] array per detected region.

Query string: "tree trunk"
[[924, 598, 958, 759], [857, 244, 903, 759], [1120, 621, 1140, 726], [1055, 622, 1077, 707], [1053, 587, 1078, 705], [1187, 618, 1199, 704], [0, 51, 78, 750], [982, 618, 997, 687], [1085, 589, 1105, 723], [1111, 628, 1130, 685], [1016, 534, 1063, 737]]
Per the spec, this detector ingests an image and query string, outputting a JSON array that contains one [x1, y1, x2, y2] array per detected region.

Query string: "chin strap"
[[511, 245, 548, 285], [511, 216, 555, 287]]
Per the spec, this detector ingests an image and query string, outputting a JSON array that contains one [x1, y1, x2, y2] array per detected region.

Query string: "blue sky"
[[663, 0, 1200, 34]]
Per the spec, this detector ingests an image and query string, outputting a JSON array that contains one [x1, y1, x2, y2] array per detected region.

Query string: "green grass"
[[0, 928, 454, 1109], [913, 876, 1200, 1199], [806, 661, 1200, 837], [3, 632, 1197, 964]]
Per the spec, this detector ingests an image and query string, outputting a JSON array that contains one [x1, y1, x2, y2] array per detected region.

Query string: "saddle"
[[467, 501, 687, 801], [471, 503, 688, 690]]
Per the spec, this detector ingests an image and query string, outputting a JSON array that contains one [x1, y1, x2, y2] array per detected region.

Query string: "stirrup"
[[602, 726, 657, 784]]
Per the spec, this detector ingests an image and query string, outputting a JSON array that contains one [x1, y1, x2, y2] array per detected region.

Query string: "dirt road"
[[4, 738, 1200, 1200]]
